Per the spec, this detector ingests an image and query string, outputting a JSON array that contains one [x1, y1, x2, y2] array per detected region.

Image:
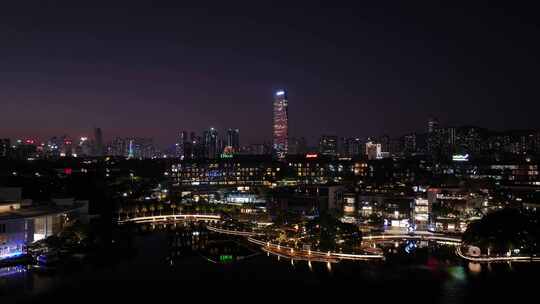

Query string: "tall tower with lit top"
[[273, 89, 288, 159]]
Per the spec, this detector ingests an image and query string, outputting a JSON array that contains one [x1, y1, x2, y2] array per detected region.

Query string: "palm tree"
[[171, 203, 177, 215], [158, 205, 164, 215], [149, 205, 155, 216]]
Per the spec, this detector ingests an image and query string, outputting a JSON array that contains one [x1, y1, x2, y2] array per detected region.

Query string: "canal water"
[[1, 224, 538, 303]]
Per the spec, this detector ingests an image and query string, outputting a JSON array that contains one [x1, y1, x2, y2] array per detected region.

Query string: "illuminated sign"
[[208, 170, 221, 178], [219, 255, 234, 262], [220, 153, 233, 159], [305, 153, 318, 158], [276, 90, 285, 96], [452, 154, 469, 162]]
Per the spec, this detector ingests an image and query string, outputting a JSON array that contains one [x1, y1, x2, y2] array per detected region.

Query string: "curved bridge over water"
[[119, 216, 538, 263], [118, 214, 222, 224], [362, 233, 462, 245], [455, 247, 540, 262]]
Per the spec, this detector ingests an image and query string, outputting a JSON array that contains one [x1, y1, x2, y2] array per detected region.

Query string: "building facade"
[[272, 90, 288, 159]]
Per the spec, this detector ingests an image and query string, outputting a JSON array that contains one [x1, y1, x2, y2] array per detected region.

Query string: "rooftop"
[[0, 203, 86, 222]]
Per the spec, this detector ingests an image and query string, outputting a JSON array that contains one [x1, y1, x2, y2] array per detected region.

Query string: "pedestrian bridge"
[[118, 214, 222, 224], [204, 226, 385, 262], [206, 225, 263, 237], [456, 246, 540, 262], [247, 237, 385, 262], [362, 233, 462, 244]]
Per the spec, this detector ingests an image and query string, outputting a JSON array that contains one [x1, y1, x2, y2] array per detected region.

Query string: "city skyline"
[[2, 2, 540, 302], [3, 113, 540, 153], [1, 2, 539, 145]]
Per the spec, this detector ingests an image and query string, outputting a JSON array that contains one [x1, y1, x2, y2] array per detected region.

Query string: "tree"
[[463, 208, 540, 255]]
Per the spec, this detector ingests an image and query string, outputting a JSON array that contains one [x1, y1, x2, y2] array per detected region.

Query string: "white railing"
[[118, 214, 221, 224], [206, 225, 264, 237], [455, 247, 540, 262], [246, 237, 384, 261], [363, 234, 462, 243]]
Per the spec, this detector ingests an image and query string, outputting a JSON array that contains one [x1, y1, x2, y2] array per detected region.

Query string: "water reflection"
[[468, 262, 482, 273], [1, 227, 539, 303], [0, 265, 26, 278], [141, 222, 258, 266]]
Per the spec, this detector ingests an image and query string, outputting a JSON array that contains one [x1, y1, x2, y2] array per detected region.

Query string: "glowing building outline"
[[273, 89, 288, 159]]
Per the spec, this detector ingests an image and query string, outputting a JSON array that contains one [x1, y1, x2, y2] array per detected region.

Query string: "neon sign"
[[452, 154, 469, 162], [220, 255, 234, 262]]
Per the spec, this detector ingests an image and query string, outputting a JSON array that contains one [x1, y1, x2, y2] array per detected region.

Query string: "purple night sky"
[[1, 2, 539, 147]]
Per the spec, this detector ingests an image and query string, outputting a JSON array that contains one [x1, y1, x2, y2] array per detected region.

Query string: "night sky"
[[1, 1, 539, 147]]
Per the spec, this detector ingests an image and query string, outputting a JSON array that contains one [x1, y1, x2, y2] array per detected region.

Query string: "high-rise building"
[[378, 135, 390, 154], [365, 141, 382, 160], [60, 136, 73, 157], [93, 128, 104, 157], [76, 137, 92, 156], [272, 89, 288, 159], [0, 139, 10, 157], [319, 135, 338, 156], [203, 127, 219, 159], [289, 137, 307, 155], [176, 131, 189, 159], [340, 137, 362, 157], [107, 137, 156, 159], [402, 133, 417, 155], [428, 117, 439, 133], [11, 139, 37, 160], [226, 128, 240, 152], [431, 127, 456, 159]]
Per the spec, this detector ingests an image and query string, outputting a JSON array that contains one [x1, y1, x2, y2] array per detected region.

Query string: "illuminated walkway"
[[456, 246, 540, 262], [204, 225, 384, 262], [118, 214, 221, 224], [362, 233, 462, 244], [247, 237, 384, 262], [119, 218, 540, 263], [206, 225, 264, 237]]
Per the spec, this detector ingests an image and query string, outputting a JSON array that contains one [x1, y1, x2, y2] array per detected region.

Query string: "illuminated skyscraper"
[[176, 131, 188, 159], [272, 89, 288, 159]]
